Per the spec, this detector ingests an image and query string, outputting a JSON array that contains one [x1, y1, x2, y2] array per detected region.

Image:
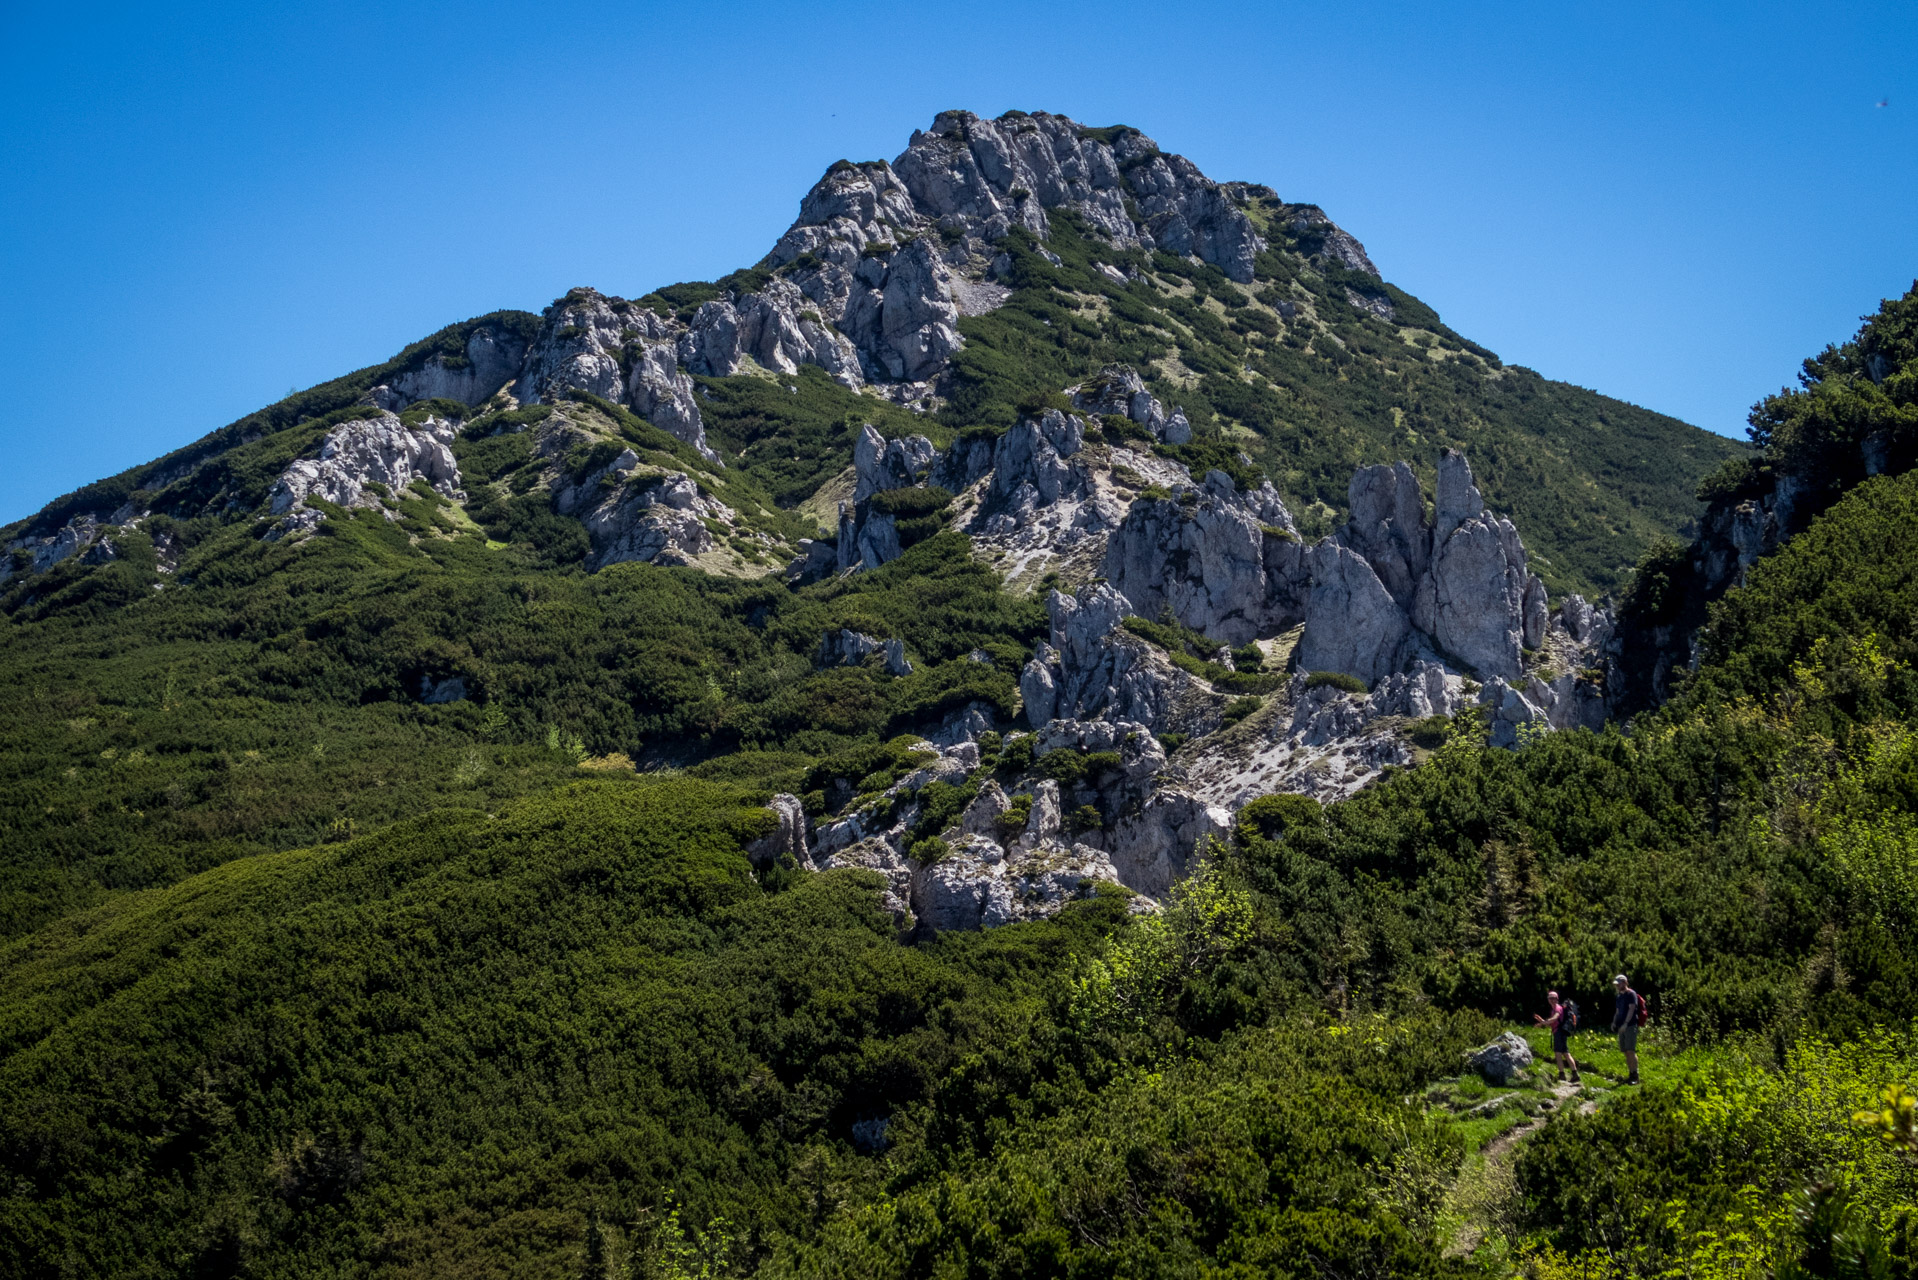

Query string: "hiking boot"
[[1626, 1075, 1639, 1085]]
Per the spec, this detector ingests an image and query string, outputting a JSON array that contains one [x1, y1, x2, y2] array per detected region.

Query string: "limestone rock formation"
[[1106, 790, 1233, 897], [1341, 461, 1429, 611], [817, 628, 912, 677], [1030, 584, 1224, 736], [728, 110, 1316, 396], [1071, 364, 1192, 442], [678, 278, 864, 387], [389, 322, 529, 407], [1297, 543, 1415, 686], [1292, 448, 1545, 686], [266, 412, 462, 532], [1286, 205, 1380, 277], [774, 421, 1620, 922], [1101, 470, 1301, 645], [976, 410, 1091, 532], [575, 472, 732, 571], [852, 425, 937, 502], [746, 794, 811, 869], [910, 837, 1120, 932], [2, 514, 110, 583], [512, 289, 719, 463]]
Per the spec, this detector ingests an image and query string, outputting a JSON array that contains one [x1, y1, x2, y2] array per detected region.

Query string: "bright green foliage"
[[767, 1014, 1492, 1280], [1221, 694, 1263, 723], [692, 365, 934, 510], [2, 425, 1917, 1275], [0, 521, 1042, 936], [1748, 284, 1918, 498], [1612, 287, 1918, 714], [1072, 849, 1254, 1032], [1516, 1030, 1918, 1278]]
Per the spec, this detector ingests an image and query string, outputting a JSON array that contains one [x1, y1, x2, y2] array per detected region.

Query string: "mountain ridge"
[[6, 108, 1739, 599]]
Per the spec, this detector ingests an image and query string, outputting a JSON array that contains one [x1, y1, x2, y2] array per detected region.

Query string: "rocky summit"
[[0, 108, 1737, 937], [3, 101, 1913, 1280]]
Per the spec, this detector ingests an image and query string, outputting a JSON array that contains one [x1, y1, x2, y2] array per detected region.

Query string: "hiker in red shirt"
[[1532, 989, 1583, 1084]]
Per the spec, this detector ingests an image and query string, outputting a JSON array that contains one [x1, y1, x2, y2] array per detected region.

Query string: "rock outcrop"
[[818, 628, 912, 677], [390, 322, 529, 407], [1414, 451, 1540, 680], [678, 277, 864, 387], [3, 515, 105, 583], [575, 472, 732, 570], [1101, 470, 1301, 644], [1106, 789, 1233, 897], [886, 111, 1266, 282], [512, 289, 718, 463], [1296, 543, 1415, 686], [746, 794, 811, 868], [852, 425, 937, 502], [762, 399, 1622, 929], [1071, 365, 1195, 444], [530, 404, 761, 572], [912, 836, 1122, 932], [795, 736, 1131, 932], [1466, 1032, 1534, 1085], [266, 412, 462, 535], [798, 384, 1199, 588], [1025, 584, 1224, 737], [713, 110, 1333, 397], [1290, 450, 1551, 686]]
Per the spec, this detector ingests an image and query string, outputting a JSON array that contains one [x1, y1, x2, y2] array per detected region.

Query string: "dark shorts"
[[1552, 1028, 1570, 1054], [1617, 1024, 1640, 1052]]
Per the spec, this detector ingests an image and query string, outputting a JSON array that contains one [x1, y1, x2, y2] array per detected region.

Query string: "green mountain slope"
[[2, 307, 1914, 1277], [1, 114, 1908, 1279], [0, 119, 1746, 935]]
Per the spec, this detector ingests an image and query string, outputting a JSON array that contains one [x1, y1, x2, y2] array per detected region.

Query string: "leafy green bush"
[[998, 793, 1033, 832], [1305, 670, 1368, 694], [867, 486, 952, 518], [1222, 696, 1264, 724], [1234, 792, 1323, 842]]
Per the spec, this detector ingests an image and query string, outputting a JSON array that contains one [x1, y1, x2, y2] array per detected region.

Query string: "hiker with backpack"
[[1612, 974, 1648, 1085], [1533, 990, 1583, 1084]]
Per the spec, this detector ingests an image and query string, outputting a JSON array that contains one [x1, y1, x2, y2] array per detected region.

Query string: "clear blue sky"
[[3, 0, 1914, 524]]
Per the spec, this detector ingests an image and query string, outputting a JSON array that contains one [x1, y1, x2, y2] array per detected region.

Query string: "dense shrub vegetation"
[[4, 428, 1917, 1275], [1, 182, 1911, 1277]]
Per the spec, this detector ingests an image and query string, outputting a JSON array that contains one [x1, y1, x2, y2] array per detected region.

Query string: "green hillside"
[[2, 293, 1916, 1278], [0, 170, 1748, 939]]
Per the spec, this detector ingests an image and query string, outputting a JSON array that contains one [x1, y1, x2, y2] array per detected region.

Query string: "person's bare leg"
[[1624, 1048, 1639, 1082]]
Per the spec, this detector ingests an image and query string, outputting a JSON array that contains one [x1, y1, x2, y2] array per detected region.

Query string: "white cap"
[[1613, 974, 1629, 983]]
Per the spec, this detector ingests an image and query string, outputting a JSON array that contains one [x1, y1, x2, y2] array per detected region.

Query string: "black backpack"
[[1561, 999, 1580, 1031]]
